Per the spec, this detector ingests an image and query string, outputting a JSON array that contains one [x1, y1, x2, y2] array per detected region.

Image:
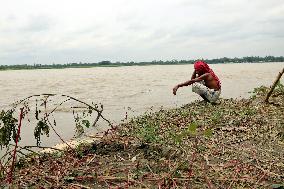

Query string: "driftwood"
[[265, 67, 284, 102]]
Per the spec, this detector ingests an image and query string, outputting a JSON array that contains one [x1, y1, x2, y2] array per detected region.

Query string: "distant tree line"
[[0, 56, 283, 70]]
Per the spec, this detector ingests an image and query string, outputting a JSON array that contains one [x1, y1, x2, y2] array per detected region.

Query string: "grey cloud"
[[126, 22, 148, 31], [21, 15, 55, 32], [0, 0, 284, 65], [0, 14, 55, 33]]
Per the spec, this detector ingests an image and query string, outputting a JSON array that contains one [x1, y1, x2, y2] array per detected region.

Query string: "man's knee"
[[192, 83, 204, 93]]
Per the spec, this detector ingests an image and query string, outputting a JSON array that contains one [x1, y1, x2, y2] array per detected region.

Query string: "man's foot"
[[200, 94, 210, 103]]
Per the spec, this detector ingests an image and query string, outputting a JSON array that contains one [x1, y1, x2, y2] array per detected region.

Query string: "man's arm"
[[191, 70, 196, 80], [173, 73, 209, 95]]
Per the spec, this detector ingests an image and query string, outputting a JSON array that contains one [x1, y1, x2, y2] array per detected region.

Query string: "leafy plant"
[[73, 110, 92, 137], [0, 110, 18, 148], [274, 82, 284, 95], [137, 121, 160, 143], [0, 94, 112, 185], [210, 110, 223, 124], [34, 120, 50, 146], [249, 85, 268, 99], [250, 82, 284, 99]]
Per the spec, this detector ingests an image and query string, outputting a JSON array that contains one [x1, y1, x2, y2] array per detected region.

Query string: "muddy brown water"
[[0, 63, 283, 148]]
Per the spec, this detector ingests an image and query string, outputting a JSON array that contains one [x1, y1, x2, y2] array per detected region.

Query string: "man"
[[172, 60, 221, 103]]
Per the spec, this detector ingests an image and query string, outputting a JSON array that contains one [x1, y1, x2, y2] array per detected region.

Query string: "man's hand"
[[173, 85, 179, 95]]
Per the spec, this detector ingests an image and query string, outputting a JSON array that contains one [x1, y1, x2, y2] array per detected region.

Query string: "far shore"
[[1, 57, 284, 71]]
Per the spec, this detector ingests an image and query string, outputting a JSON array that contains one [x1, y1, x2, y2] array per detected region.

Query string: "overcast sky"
[[0, 0, 283, 65]]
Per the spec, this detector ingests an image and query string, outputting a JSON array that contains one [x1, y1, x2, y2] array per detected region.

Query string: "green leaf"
[[187, 122, 198, 135], [204, 128, 213, 137], [174, 134, 182, 144], [64, 176, 75, 182], [271, 184, 284, 189], [34, 120, 50, 146], [82, 119, 90, 128]]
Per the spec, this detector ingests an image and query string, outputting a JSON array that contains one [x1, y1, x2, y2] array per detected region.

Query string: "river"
[[0, 63, 283, 147]]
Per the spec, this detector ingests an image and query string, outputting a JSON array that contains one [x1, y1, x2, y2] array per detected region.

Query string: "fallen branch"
[[265, 68, 284, 102], [70, 183, 91, 189]]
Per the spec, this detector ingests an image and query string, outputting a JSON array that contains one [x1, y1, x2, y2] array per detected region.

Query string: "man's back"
[[203, 73, 220, 91]]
